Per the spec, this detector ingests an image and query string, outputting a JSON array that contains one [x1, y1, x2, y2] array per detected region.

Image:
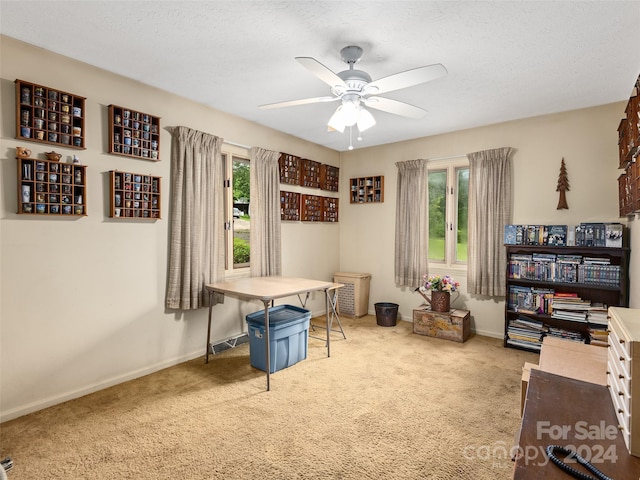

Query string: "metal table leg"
[[263, 300, 271, 391], [205, 290, 213, 364]]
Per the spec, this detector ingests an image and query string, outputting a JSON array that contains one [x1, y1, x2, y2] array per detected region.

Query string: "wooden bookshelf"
[[504, 244, 629, 353]]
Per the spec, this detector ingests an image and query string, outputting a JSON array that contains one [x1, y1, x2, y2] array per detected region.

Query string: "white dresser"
[[608, 306, 640, 457]]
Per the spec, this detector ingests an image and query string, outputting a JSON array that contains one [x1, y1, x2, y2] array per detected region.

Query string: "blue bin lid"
[[246, 304, 310, 327]]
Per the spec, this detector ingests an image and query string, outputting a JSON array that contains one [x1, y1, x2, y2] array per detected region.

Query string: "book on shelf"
[[605, 223, 624, 248], [504, 223, 624, 248], [547, 225, 568, 246], [504, 224, 517, 245], [575, 222, 624, 247]]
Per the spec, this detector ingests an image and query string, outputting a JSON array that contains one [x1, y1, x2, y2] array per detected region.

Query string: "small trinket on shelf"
[[16, 146, 31, 158], [72, 155, 81, 164], [45, 151, 62, 162]]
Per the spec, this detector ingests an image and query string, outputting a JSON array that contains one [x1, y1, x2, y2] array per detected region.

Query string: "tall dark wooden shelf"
[[504, 244, 629, 353]]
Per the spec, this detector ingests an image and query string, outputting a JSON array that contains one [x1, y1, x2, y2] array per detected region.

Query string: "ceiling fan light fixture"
[[327, 106, 347, 133], [341, 100, 360, 126], [357, 107, 376, 132]]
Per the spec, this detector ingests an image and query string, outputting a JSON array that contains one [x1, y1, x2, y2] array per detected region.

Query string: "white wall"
[[0, 36, 340, 421], [339, 102, 636, 335]]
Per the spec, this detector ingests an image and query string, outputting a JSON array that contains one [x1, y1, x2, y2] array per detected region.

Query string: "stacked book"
[[506, 316, 548, 351], [550, 293, 591, 322], [547, 326, 585, 342], [587, 304, 609, 346]]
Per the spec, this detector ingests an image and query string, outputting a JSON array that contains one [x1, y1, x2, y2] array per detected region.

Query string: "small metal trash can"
[[374, 302, 399, 327]]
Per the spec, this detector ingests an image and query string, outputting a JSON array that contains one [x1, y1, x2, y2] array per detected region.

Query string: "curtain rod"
[[223, 140, 252, 149], [429, 154, 467, 161]]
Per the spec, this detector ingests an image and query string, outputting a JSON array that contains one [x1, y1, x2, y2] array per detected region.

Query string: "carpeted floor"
[[0, 315, 538, 479]]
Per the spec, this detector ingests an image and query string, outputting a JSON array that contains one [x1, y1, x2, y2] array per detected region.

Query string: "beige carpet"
[[0, 315, 538, 479]]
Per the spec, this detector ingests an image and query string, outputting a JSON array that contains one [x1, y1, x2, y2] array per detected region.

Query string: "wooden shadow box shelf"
[[108, 105, 160, 161], [350, 176, 384, 203], [109, 170, 161, 219], [280, 191, 300, 221], [15, 79, 86, 149], [279, 153, 300, 185], [17, 156, 87, 216]]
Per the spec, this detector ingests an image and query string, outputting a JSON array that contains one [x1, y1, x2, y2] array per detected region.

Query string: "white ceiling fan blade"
[[366, 64, 447, 95], [295, 57, 347, 89], [259, 96, 338, 109], [363, 96, 427, 119]]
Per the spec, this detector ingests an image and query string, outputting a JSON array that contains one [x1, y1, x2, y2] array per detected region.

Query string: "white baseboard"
[[0, 349, 205, 423]]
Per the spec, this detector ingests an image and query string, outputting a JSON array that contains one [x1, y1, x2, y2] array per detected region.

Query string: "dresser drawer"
[[610, 380, 631, 431], [609, 326, 632, 377], [609, 345, 632, 396], [608, 363, 631, 414]]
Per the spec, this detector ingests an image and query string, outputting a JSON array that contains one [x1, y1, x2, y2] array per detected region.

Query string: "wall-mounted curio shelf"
[[323, 197, 339, 222], [17, 155, 87, 216], [301, 194, 323, 222], [350, 176, 384, 203], [109, 170, 161, 219], [280, 191, 300, 221], [15, 79, 86, 149], [279, 152, 301, 185], [320, 164, 339, 192], [300, 158, 320, 188], [108, 105, 160, 161]]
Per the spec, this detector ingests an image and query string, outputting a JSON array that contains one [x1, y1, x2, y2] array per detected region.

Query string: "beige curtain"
[[467, 147, 514, 296], [249, 147, 282, 277], [394, 159, 429, 287], [165, 126, 225, 309]]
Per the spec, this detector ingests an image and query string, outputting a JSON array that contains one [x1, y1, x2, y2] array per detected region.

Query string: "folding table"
[[205, 276, 343, 390]]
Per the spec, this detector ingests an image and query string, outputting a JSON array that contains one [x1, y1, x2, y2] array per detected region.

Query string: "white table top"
[[205, 276, 341, 302]]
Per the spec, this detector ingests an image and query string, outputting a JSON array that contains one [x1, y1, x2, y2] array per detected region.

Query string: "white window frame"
[[427, 156, 469, 272], [222, 144, 250, 277]]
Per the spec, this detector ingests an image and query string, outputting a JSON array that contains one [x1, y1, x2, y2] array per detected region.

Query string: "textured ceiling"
[[1, 1, 639, 152]]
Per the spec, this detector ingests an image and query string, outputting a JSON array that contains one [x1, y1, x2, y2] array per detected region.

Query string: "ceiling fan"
[[259, 45, 447, 146]]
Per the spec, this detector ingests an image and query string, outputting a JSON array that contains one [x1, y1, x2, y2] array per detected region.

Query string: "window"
[[222, 146, 250, 272], [427, 157, 468, 266]]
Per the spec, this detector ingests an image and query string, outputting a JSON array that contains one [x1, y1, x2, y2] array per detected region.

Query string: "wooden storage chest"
[[412, 308, 470, 343]]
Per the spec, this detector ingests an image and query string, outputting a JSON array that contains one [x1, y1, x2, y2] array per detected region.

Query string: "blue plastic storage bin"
[[245, 304, 311, 373]]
